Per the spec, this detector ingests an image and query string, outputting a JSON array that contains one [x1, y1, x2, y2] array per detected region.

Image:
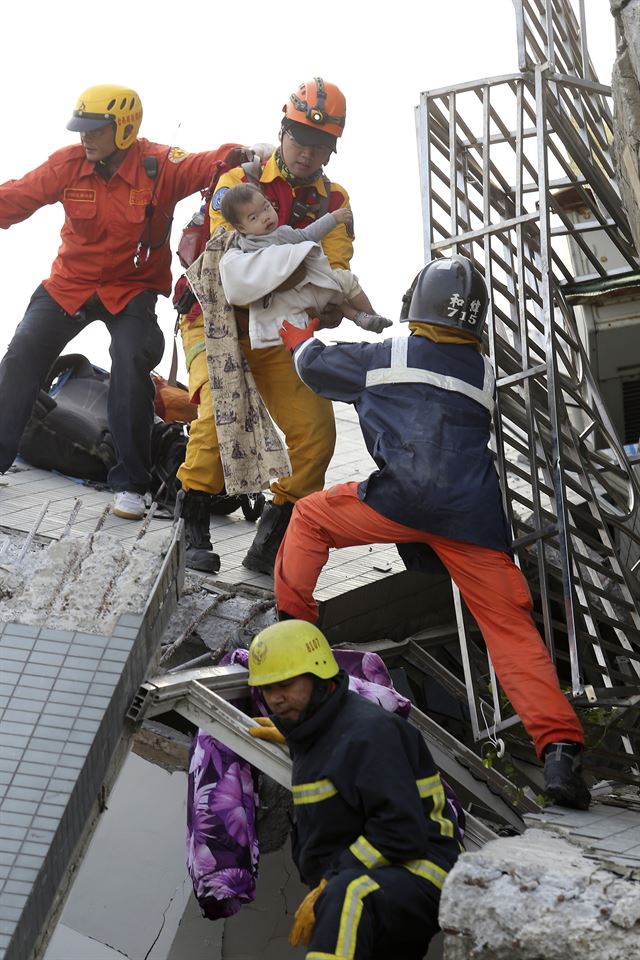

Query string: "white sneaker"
[[112, 491, 146, 520]]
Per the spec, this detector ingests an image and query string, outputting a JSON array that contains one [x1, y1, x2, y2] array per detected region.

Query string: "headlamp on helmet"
[[283, 77, 346, 141]]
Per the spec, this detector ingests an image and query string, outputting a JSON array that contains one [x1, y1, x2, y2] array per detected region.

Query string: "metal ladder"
[[414, 0, 640, 779], [127, 663, 521, 846]]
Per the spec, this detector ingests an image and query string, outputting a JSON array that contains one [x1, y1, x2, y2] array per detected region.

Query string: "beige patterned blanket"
[[185, 228, 291, 495]]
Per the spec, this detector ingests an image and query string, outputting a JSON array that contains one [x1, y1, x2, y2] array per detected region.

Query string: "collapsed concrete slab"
[[0, 524, 183, 960], [0, 528, 174, 634], [440, 826, 640, 959]]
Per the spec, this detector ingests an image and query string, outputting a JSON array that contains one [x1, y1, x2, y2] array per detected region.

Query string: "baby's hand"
[[333, 208, 354, 228]]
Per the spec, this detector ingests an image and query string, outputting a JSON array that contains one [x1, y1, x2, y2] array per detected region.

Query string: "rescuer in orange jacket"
[[0, 83, 244, 520], [177, 78, 357, 575]]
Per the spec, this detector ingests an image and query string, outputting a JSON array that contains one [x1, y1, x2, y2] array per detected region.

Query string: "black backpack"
[[18, 354, 187, 507], [18, 354, 115, 481], [148, 419, 188, 508], [18, 353, 266, 519]]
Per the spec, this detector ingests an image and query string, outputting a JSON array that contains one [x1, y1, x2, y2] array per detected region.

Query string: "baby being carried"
[[218, 183, 390, 349]]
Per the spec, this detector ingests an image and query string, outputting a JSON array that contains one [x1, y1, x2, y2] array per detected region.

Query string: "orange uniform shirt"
[[0, 138, 240, 315]]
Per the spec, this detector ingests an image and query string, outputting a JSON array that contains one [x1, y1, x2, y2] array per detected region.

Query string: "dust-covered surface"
[[440, 819, 640, 959], [0, 527, 174, 633], [159, 572, 278, 669]]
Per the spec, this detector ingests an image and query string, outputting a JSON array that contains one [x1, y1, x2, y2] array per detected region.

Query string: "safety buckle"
[[290, 198, 318, 225], [133, 242, 150, 270]]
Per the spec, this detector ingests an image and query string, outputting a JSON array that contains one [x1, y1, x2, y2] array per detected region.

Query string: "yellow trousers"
[[177, 341, 336, 504]]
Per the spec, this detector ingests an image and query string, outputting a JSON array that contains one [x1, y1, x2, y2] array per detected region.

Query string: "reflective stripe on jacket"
[[280, 671, 461, 891], [292, 334, 511, 552]]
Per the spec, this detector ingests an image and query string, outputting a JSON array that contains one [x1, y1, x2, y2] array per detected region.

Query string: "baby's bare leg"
[[348, 289, 376, 314]]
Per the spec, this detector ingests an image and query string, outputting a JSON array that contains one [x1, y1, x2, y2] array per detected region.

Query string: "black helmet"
[[402, 255, 489, 341]]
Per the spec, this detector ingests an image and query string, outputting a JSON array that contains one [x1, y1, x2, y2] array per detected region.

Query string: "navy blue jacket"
[[278, 672, 461, 891], [292, 334, 511, 552]]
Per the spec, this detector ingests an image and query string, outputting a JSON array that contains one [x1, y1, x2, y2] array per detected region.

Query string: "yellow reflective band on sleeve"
[[403, 858, 448, 891], [336, 875, 380, 960], [184, 340, 205, 369], [416, 775, 455, 839], [307, 954, 339, 959], [349, 835, 389, 870], [292, 779, 338, 805]]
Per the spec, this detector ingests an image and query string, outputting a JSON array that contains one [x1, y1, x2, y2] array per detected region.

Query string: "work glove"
[[223, 146, 254, 167], [353, 311, 393, 334], [248, 716, 286, 745], [225, 143, 275, 168], [279, 317, 320, 353], [250, 142, 276, 161], [289, 878, 328, 947]]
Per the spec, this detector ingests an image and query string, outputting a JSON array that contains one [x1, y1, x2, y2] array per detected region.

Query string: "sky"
[[0, 0, 618, 383]]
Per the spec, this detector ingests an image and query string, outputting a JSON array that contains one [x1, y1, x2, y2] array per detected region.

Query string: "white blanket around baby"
[[220, 240, 342, 349]]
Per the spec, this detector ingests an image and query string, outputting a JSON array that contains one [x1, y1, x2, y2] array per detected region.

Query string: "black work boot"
[[277, 609, 297, 621], [242, 501, 294, 575], [181, 490, 221, 574], [543, 741, 591, 810]]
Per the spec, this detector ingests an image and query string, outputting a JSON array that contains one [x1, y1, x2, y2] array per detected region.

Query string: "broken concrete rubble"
[[440, 826, 640, 959], [0, 527, 173, 632]]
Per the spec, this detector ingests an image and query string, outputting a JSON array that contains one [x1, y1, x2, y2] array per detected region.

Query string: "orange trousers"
[[274, 482, 584, 757]]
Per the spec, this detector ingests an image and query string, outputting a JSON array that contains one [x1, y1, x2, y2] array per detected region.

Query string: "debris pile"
[[440, 826, 640, 959], [0, 526, 174, 633]]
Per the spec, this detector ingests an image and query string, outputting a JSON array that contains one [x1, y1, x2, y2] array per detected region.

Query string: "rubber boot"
[[242, 501, 293, 575], [181, 489, 221, 574], [543, 741, 591, 810]]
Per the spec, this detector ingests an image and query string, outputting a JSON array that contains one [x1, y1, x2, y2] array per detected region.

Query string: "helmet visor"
[[282, 119, 337, 152], [67, 113, 113, 133]]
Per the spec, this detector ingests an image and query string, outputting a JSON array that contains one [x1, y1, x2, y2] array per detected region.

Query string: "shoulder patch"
[[168, 147, 189, 164], [212, 187, 229, 210]]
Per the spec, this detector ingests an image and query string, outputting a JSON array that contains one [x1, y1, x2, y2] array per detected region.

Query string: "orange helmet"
[[283, 78, 346, 141]]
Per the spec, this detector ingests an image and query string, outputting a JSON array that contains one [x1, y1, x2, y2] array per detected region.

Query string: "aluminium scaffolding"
[[415, 0, 640, 781]]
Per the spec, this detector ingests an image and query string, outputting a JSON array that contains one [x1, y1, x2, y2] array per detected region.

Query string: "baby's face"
[[235, 193, 279, 236]]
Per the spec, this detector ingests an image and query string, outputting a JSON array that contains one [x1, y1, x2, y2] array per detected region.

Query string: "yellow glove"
[[248, 716, 286, 745], [289, 878, 328, 947]]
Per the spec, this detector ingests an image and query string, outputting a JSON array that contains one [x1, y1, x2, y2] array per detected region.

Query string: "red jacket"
[[0, 138, 240, 314]]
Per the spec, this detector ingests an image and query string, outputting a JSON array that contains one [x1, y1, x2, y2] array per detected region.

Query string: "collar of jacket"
[[274, 670, 348, 746], [79, 137, 143, 186], [409, 321, 481, 349], [260, 152, 329, 196]]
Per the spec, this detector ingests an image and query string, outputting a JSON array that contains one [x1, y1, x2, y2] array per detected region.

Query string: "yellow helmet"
[[67, 84, 142, 150], [247, 621, 339, 687]]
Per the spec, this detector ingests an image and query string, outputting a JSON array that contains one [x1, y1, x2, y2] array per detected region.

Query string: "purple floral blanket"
[[187, 735, 259, 919]]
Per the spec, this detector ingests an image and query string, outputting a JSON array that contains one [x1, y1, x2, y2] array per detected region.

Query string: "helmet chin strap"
[[90, 122, 128, 178], [95, 146, 128, 179]]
